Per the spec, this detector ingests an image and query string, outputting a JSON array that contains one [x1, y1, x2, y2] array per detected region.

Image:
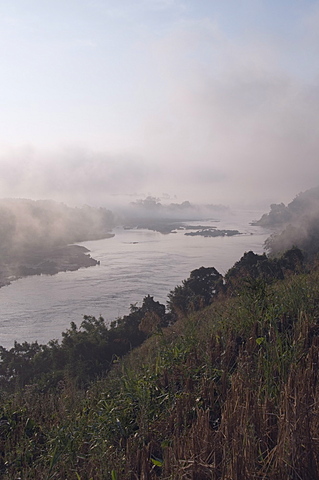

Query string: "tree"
[[168, 266, 223, 315]]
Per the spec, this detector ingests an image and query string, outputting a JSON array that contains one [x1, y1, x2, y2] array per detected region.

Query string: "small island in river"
[[124, 219, 242, 237], [0, 199, 116, 287], [0, 197, 242, 287], [185, 228, 241, 237], [124, 219, 222, 234]]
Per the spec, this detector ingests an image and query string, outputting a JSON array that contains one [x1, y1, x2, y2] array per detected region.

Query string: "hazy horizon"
[[1, 1, 319, 209]]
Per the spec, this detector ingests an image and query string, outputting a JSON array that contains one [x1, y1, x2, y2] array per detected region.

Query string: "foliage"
[[225, 248, 304, 296], [168, 266, 223, 315], [0, 295, 168, 390], [3, 251, 319, 478]]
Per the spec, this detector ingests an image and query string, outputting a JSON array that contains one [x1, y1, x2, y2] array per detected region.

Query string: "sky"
[[0, 0, 319, 208]]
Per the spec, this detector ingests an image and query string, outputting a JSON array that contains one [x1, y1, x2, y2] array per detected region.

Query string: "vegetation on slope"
[[1, 242, 319, 479], [2, 189, 319, 479]]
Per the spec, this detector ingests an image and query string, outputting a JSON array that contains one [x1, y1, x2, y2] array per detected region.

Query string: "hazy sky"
[[1, 0, 319, 207]]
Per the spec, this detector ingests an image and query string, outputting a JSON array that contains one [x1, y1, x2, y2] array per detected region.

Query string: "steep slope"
[[2, 258, 319, 478]]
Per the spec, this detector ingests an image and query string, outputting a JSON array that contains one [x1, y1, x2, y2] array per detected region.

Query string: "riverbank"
[[0, 238, 113, 287], [0, 215, 270, 349]]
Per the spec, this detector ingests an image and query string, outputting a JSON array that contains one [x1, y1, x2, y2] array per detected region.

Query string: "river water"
[[0, 209, 271, 349]]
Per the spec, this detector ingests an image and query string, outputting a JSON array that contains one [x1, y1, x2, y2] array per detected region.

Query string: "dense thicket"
[[0, 295, 170, 390]]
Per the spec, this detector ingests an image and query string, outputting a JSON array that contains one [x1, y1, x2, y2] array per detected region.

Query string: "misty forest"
[[1, 187, 319, 478]]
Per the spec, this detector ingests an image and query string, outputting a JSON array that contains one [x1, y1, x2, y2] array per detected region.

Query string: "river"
[[0, 209, 271, 349]]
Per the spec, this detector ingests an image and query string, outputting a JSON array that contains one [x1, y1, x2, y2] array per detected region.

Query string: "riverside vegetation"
[[2, 189, 319, 479], [1, 248, 319, 479]]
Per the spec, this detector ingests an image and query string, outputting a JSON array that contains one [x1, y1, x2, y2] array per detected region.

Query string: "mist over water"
[[0, 209, 270, 349]]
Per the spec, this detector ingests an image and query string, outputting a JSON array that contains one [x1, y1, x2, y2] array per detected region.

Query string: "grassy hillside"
[[1, 252, 319, 479]]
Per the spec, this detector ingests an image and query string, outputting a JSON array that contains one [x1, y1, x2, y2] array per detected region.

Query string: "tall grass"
[[2, 270, 319, 478]]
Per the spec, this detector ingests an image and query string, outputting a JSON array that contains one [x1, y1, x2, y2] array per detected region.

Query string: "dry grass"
[[121, 305, 319, 480], [3, 272, 319, 479]]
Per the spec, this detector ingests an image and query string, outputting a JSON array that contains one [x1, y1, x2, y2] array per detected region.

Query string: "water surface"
[[0, 209, 270, 348]]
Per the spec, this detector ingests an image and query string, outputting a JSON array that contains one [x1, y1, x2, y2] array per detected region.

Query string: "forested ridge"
[[2, 190, 319, 479]]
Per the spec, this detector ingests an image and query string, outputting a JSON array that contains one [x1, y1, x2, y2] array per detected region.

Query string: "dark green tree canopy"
[[168, 266, 223, 315]]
